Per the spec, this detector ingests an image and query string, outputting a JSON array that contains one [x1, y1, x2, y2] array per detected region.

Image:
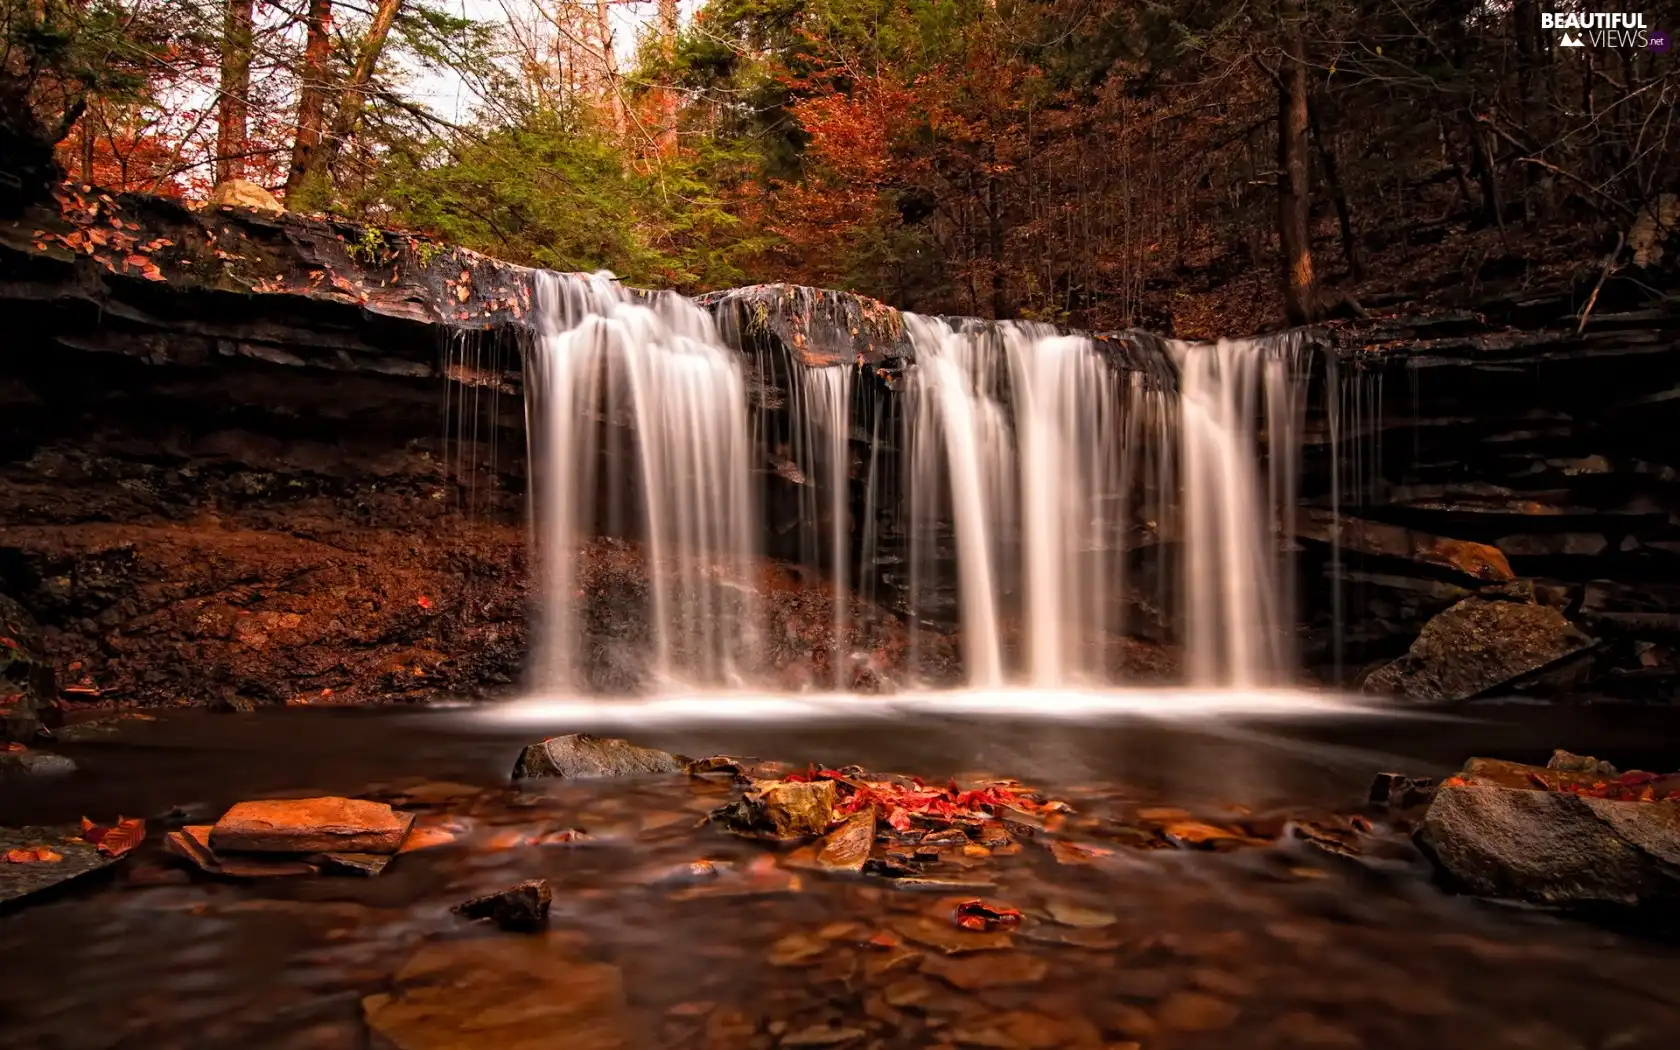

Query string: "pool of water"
[[3, 699, 1679, 1049]]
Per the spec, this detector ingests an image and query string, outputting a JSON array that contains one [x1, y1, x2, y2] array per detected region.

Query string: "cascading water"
[[899, 318, 1308, 689], [524, 271, 759, 691], [517, 270, 1319, 711]]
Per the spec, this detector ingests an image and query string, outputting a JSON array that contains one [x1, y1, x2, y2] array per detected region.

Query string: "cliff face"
[[0, 187, 535, 708], [1, 185, 1675, 716]]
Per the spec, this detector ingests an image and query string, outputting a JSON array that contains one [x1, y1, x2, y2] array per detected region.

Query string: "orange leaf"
[[97, 817, 146, 858], [4, 846, 63, 863]]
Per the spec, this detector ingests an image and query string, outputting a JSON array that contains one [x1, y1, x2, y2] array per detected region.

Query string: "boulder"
[[454, 878, 552, 932], [1418, 781, 1680, 909], [1363, 596, 1596, 702], [209, 797, 412, 854], [0, 593, 58, 741], [511, 734, 685, 780], [712, 779, 838, 840], [206, 178, 284, 213]]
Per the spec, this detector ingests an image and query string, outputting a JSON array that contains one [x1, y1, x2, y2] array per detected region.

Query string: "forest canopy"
[[2, 0, 1675, 334]]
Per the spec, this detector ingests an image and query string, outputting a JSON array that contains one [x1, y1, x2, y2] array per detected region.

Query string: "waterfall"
[[524, 271, 759, 691], [899, 318, 1308, 689], [521, 272, 1312, 698]]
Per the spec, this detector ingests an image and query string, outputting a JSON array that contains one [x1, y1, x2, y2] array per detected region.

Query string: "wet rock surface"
[[513, 734, 687, 780], [0, 592, 58, 741], [1418, 754, 1680, 911], [454, 877, 552, 931], [1363, 597, 1596, 702]]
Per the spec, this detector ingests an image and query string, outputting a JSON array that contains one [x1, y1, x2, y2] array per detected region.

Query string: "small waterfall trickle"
[[795, 366, 855, 686], [524, 271, 759, 691]]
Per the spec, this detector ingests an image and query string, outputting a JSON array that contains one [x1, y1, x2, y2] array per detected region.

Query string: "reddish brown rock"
[[210, 797, 413, 854], [166, 825, 319, 878]]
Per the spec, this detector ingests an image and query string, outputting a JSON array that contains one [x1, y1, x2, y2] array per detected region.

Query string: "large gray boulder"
[[1364, 596, 1595, 702], [1418, 782, 1680, 909], [511, 734, 685, 780]]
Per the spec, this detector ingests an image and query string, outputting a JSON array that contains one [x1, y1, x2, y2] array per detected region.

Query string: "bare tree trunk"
[[298, 0, 404, 189], [656, 0, 678, 152], [216, 0, 254, 183], [595, 0, 625, 136], [1308, 93, 1363, 281], [986, 165, 1010, 319], [286, 0, 334, 197], [1276, 0, 1318, 325]]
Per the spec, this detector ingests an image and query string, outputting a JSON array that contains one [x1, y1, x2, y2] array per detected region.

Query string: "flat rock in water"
[[210, 797, 412, 854], [1363, 597, 1595, 703], [166, 825, 319, 877], [0, 751, 76, 776], [454, 878, 552, 931], [363, 933, 635, 1050], [816, 810, 875, 871], [1418, 783, 1680, 909], [315, 852, 393, 877], [0, 825, 120, 906], [512, 734, 685, 780]]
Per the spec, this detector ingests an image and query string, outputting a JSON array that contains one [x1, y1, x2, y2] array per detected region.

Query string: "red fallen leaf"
[[1, 742, 26, 753], [1525, 771, 1551, 789], [0, 636, 17, 649], [96, 817, 145, 858], [416, 595, 433, 610], [865, 930, 901, 949], [953, 898, 1022, 932], [4, 846, 63, 863]]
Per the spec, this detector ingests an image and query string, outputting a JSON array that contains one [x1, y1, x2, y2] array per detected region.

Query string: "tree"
[[285, 0, 333, 196], [216, 0, 253, 182], [1274, 0, 1318, 325]]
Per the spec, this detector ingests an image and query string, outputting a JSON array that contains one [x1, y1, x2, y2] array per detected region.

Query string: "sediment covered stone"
[[511, 734, 685, 780], [209, 797, 411, 854], [1363, 596, 1596, 702]]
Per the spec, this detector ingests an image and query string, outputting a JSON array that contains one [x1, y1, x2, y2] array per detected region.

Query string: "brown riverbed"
[[3, 702, 1679, 1049]]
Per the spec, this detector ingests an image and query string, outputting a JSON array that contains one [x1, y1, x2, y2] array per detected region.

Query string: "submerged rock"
[[362, 933, 634, 1049], [1418, 769, 1680, 910], [512, 734, 685, 780], [0, 749, 76, 776], [209, 797, 413, 854], [1363, 597, 1596, 702], [454, 878, 552, 932]]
